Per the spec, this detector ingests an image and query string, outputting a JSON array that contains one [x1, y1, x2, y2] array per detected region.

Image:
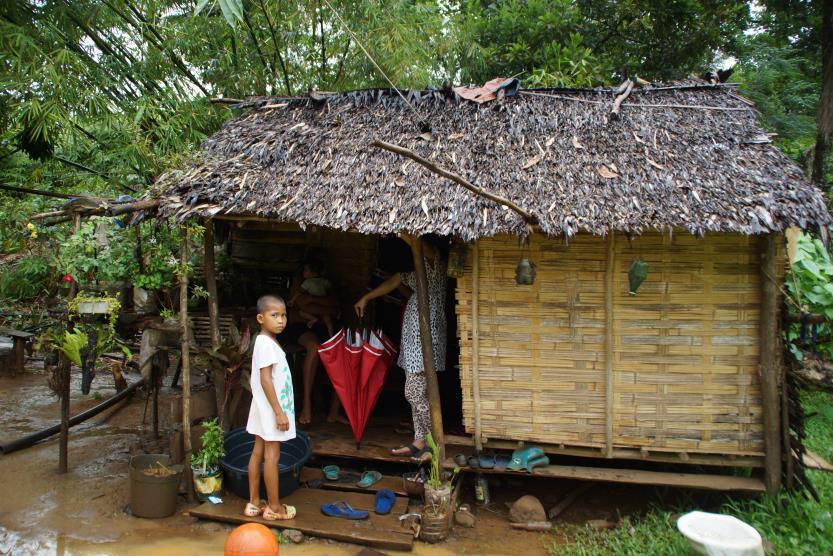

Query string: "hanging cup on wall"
[[628, 258, 649, 295], [515, 258, 537, 285]]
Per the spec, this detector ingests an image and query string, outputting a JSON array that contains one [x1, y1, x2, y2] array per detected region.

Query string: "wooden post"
[[760, 233, 782, 495], [471, 242, 483, 452], [179, 225, 194, 501], [59, 212, 81, 474], [204, 219, 226, 428], [411, 237, 445, 464], [604, 232, 615, 458]]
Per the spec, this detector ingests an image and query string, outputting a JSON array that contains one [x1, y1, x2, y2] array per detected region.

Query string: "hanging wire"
[[320, 0, 430, 131]]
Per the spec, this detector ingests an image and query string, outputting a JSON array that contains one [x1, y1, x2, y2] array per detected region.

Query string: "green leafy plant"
[[55, 218, 135, 286], [58, 329, 87, 367], [191, 417, 225, 472], [785, 232, 833, 359], [0, 254, 52, 301]]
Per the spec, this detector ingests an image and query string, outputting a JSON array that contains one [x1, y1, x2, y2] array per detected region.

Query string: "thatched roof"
[[153, 82, 831, 239]]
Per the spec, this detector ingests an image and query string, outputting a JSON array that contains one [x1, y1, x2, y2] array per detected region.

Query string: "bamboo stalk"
[[760, 233, 782, 495], [411, 237, 445, 463], [204, 219, 226, 429], [472, 241, 482, 452], [179, 225, 194, 501], [605, 232, 615, 458]]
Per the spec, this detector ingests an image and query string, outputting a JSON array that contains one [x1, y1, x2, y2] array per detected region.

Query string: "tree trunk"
[[812, 0, 833, 187]]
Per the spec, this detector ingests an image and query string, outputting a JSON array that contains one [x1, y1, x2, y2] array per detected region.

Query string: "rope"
[[320, 0, 428, 130]]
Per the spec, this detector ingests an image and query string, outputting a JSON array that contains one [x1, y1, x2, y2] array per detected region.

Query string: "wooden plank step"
[[443, 460, 766, 493], [189, 488, 413, 551], [300, 467, 407, 497]]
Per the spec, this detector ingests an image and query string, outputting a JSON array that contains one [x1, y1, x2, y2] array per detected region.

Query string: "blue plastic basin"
[[220, 428, 312, 499]]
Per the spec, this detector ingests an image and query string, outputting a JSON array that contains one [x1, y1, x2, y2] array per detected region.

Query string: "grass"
[[548, 390, 833, 555]]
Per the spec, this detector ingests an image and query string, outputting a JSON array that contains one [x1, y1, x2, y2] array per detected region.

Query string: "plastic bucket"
[[129, 454, 183, 519], [220, 428, 312, 499], [677, 511, 764, 556]]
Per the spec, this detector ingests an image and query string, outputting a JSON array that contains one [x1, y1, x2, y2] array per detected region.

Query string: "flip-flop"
[[494, 453, 511, 471], [467, 455, 480, 469], [357, 470, 382, 488], [262, 504, 296, 521], [453, 453, 468, 467], [323, 465, 340, 481], [321, 501, 369, 520], [479, 452, 496, 469], [374, 489, 396, 515]]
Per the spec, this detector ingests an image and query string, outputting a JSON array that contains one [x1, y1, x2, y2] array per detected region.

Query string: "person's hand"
[[354, 296, 368, 318], [275, 411, 290, 432]]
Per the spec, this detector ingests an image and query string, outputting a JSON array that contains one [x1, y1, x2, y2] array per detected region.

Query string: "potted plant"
[[419, 433, 459, 543], [191, 417, 225, 501]]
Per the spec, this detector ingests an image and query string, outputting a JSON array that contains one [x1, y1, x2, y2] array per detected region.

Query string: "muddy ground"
[[0, 363, 684, 555]]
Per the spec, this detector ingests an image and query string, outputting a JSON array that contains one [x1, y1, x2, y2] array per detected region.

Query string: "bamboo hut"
[[151, 81, 831, 495]]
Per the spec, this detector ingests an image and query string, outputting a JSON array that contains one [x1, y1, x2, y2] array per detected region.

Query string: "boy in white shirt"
[[243, 295, 297, 521]]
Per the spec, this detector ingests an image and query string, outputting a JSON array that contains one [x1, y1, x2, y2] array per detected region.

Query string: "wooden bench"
[[0, 329, 34, 376]]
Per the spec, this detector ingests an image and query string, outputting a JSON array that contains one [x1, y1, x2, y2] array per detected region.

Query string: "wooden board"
[[441, 459, 765, 493], [803, 449, 833, 473], [300, 467, 408, 497], [189, 488, 413, 551], [306, 421, 415, 464]]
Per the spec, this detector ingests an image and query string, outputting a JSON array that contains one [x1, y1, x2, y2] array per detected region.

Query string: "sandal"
[[243, 502, 264, 517], [323, 465, 340, 481], [391, 443, 428, 458], [262, 504, 297, 521], [357, 470, 383, 488]]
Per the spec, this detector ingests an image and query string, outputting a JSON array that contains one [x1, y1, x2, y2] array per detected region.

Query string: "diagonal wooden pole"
[[410, 237, 445, 465]]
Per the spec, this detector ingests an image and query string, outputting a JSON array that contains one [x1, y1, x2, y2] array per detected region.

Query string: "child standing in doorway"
[[243, 295, 297, 521], [292, 259, 338, 336]]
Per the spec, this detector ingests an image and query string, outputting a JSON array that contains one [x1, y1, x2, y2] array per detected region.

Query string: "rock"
[[509, 495, 546, 523], [283, 529, 304, 544], [454, 505, 476, 528]]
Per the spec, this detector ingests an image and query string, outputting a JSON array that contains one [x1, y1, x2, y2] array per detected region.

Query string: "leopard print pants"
[[404, 372, 430, 441]]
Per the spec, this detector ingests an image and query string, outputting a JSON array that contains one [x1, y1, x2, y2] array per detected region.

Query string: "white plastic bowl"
[[677, 511, 764, 556]]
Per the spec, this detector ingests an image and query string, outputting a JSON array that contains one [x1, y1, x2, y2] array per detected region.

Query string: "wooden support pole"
[[760, 233, 782, 495], [179, 225, 194, 501], [204, 219, 226, 428], [59, 212, 82, 473], [411, 237, 445, 464], [471, 242, 483, 452], [604, 232, 615, 458]]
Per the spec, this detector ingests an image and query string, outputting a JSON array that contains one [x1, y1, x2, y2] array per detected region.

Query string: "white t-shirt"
[[246, 334, 296, 442]]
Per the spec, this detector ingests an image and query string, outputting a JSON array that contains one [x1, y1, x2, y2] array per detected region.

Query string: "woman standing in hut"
[[354, 233, 447, 459]]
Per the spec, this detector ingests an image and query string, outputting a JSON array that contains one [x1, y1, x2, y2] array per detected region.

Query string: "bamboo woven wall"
[[456, 232, 781, 458]]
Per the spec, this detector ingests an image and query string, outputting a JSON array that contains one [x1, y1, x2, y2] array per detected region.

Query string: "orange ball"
[[224, 523, 279, 556]]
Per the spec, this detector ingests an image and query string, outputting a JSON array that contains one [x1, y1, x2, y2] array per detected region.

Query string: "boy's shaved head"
[[257, 295, 285, 313]]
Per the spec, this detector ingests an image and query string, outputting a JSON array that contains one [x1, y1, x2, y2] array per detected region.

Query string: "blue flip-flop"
[[495, 453, 511, 471], [479, 452, 496, 469], [321, 501, 369, 520], [357, 470, 382, 488], [374, 488, 396, 515]]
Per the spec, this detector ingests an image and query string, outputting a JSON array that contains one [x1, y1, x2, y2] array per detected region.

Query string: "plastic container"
[[129, 454, 183, 519], [677, 511, 764, 556], [219, 428, 312, 499]]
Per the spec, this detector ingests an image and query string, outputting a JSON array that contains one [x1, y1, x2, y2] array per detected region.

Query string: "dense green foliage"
[[786, 232, 833, 359], [548, 390, 833, 555]]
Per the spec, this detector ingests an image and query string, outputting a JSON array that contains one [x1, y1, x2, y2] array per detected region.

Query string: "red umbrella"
[[319, 328, 397, 447]]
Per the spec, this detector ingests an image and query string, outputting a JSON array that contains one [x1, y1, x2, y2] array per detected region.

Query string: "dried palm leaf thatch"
[[152, 81, 830, 239]]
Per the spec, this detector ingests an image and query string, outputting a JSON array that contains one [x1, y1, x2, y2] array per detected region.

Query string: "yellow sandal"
[[262, 504, 297, 521]]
